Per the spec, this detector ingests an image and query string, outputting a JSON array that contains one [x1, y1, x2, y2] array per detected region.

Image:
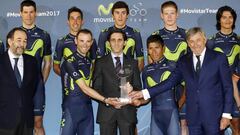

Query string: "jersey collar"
[[163, 27, 179, 34], [218, 31, 234, 38], [21, 25, 37, 32]]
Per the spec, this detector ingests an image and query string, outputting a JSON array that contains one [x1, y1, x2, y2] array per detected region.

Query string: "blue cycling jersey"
[[60, 51, 94, 135], [142, 57, 177, 109], [54, 33, 97, 65], [142, 57, 180, 134], [152, 27, 188, 62], [207, 32, 240, 72], [98, 25, 143, 60], [21, 26, 52, 69], [61, 51, 92, 104]]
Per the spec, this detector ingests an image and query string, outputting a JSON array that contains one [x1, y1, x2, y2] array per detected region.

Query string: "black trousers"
[[99, 111, 136, 135], [0, 110, 33, 135]]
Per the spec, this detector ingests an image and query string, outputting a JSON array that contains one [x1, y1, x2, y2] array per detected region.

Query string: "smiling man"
[[130, 27, 233, 135], [207, 6, 240, 135], [142, 34, 180, 135], [53, 6, 98, 76], [60, 29, 119, 135], [93, 29, 142, 135], [0, 27, 39, 135]]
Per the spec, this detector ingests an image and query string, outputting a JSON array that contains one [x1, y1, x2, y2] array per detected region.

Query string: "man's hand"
[[129, 91, 144, 101], [105, 98, 122, 109], [220, 117, 230, 130], [131, 99, 142, 107]]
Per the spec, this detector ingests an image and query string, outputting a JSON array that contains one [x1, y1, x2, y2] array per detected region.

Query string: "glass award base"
[[119, 98, 131, 104]]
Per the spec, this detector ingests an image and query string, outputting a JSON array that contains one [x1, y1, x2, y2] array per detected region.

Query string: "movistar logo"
[[98, 3, 114, 16]]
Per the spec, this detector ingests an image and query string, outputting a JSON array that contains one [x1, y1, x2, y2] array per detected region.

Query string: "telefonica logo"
[[98, 3, 114, 16]]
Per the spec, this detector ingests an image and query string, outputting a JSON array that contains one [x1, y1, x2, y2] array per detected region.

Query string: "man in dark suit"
[[0, 27, 39, 135], [130, 27, 233, 135], [93, 29, 142, 135]]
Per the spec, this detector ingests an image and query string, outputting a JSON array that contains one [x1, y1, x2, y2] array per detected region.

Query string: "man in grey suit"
[[93, 29, 142, 135], [0, 27, 39, 135]]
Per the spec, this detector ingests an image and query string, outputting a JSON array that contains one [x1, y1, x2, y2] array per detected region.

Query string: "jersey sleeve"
[[206, 35, 215, 50], [97, 30, 108, 57], [64, 59, 83, 82], [53, 39, 63, 64], [232, 35, 240, 73], [134, 29, 144, 59], [43, 31, 52, 56], [0, 40, 4, 54]]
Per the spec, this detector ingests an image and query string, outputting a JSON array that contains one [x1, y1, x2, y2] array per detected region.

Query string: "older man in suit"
[[0, 27, 39, 135], [93, 29, 142, 135], [130, 27, 233, 135]]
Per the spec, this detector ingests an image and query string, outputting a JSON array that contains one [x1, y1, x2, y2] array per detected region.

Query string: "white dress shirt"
[[193, 48, 206, 70], [111, 52, 123, 67], [8, 50, 24, 80]]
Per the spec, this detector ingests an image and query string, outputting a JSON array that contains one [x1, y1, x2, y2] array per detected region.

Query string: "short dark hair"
[[216, 6, 237, 30], [20, 0, 36, 12], [68, 6, 83, 20], [112, 1, 129, 15], [6, 27, 27, 48], [161, 1, 178, 13], [147, 35, 165, 48], [76, 29, 92, 39], [107, 29, 127, 42]]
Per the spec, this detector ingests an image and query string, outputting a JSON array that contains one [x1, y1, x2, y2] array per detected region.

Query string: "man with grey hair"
[[130, 27, 233, 135]]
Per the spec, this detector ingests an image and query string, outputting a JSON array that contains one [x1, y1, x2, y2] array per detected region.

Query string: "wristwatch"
[[103, 97, 109, 106]]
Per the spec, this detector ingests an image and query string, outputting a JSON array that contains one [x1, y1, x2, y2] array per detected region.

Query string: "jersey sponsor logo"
[[24, 39, 44, 57], [147, 71, 171, 87], [63, 48, 74, 59], [79, 70, 91, 86], [160, 71, 171, 82], [94, 3, 114, 23], [60, 118, 65, 127], [214, 45, 240, 66], [72, 72, 79, 77], [98, 3, 114, 16], [164, 41, 188, 62], [67, 56, 75, 63], [104, 38, 136, 56], [94, 2, 148, 23], [123, 38, 135, 56], [129, 2, 148, 23]]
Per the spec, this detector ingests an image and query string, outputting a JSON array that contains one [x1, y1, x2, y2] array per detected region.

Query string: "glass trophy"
[[118, 65, 133, 104]]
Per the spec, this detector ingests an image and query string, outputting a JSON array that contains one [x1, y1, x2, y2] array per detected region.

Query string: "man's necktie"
[[195, 55, 201, 76], [14, 58, 22, 87], [115, 57, 121, 77]]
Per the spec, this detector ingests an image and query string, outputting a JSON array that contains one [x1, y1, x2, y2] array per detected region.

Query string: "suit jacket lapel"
[[22, 55, 29, 87], [4, 53, 21, 88], [106, 54, 119, 83], [186, 53, 196, 79], [123, 55, 130, 68], [199, 49, 211, 82]]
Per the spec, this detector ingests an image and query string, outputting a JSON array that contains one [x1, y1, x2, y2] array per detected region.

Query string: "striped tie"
[[115, 57, 121, 77]]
